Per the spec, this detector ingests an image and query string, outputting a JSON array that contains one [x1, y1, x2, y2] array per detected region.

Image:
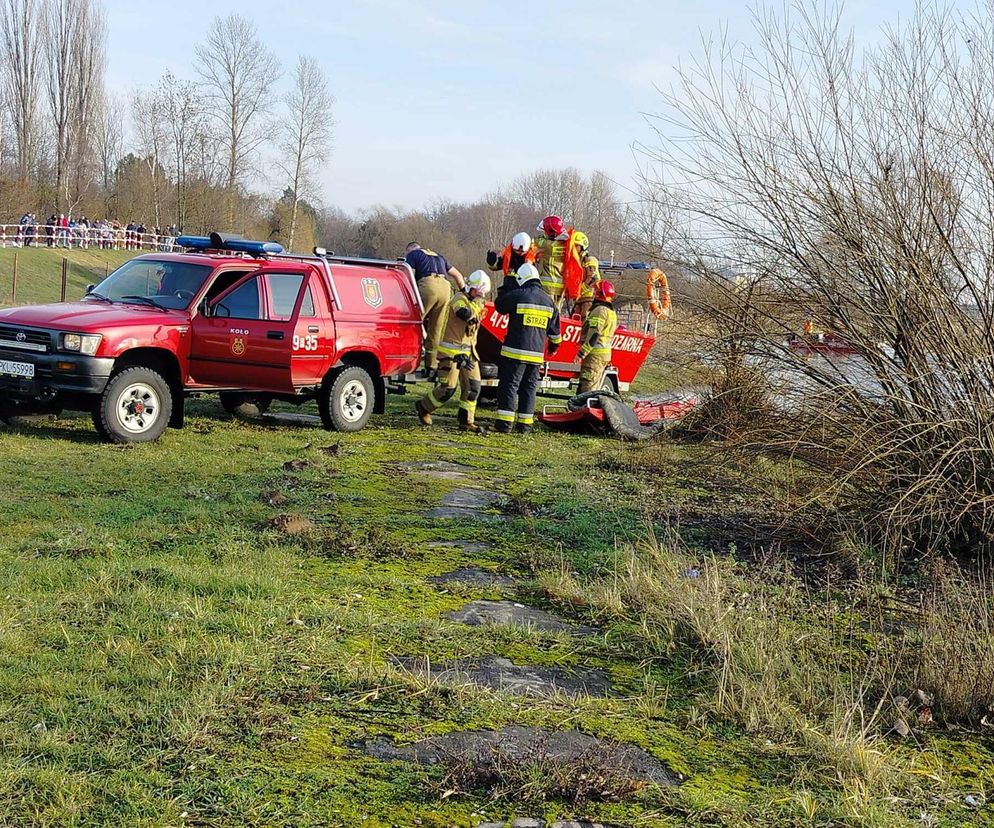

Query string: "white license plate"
[[0, 359, 34, 379]]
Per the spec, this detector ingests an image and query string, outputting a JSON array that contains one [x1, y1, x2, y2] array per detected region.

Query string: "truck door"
[[288, 272, 334, 388], [189, 269, 309, 390]]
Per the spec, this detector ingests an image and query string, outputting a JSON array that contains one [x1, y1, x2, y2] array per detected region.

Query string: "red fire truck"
[[0, 234, 423, 443]]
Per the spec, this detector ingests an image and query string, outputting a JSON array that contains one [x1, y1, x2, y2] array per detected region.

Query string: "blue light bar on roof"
[[176, 234, 284, 256]]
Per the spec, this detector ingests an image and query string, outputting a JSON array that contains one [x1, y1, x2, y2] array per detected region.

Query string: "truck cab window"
[[267, 273, 306, 321], [299, 285, 316, 318], [214, 276, 262, 319], [202, 270, 250, 306]]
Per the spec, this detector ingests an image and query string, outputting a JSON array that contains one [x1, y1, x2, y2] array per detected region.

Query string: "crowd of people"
[[7, 213, 180, 252], [408, 213, 618, 435]]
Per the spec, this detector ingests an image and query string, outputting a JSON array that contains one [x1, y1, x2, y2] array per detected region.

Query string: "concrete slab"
[[427, 567, 515, 590], [393, 655, 613, 698], [447, 600, 597, 636], [359, 725, 677, 788]]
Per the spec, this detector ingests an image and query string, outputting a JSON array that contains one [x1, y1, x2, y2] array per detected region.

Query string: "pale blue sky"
[[104, 0, 911, 212]]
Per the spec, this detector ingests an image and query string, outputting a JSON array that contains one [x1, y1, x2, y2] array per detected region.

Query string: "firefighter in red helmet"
[[533, 215, 569, 307], [576, 280, 619, 394]]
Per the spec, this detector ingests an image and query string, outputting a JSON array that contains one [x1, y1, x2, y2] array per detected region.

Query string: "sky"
[[103, 0, 912, 213]]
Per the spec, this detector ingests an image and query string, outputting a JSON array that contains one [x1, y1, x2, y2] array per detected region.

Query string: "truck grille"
[[0, 325, 52, 353]]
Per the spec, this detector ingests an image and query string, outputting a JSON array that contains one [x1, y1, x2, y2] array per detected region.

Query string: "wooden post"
[[60, 257, 68, 302], [11, 252, 16, 304]]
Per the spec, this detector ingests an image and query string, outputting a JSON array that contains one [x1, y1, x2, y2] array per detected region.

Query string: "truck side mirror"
[[85, 284, 95, 295]]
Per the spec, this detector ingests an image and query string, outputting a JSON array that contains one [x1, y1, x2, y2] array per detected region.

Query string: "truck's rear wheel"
[[219, 392, 271, 419], [93, 366, 172, 444], [319, 366, 374, 432]]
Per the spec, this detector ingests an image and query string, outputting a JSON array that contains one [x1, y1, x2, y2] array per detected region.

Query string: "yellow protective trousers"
[[419, 356, 483, 423], [417, 275, 452, 371]]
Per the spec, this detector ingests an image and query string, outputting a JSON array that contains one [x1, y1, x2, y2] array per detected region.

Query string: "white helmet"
[[511, 231, 532, 254], [515, 262, 541, 286], [465, 269, 492, 296]]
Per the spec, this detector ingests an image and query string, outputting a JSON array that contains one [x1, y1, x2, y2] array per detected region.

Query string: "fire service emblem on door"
[[361, 278, 383, 309], [231, 337, 246, 356]]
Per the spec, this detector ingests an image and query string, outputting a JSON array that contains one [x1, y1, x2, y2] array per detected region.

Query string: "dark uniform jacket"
[[405, 248, 450, 280], [494, 280, 562, 364]]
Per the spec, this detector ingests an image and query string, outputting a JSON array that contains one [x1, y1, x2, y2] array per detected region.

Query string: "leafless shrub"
[[638, 3, 994, 558]]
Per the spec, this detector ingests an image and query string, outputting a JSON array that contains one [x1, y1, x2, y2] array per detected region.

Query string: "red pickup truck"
[[0, 234, 424, 442]]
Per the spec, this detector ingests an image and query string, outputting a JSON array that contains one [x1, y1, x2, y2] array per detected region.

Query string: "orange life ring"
[[646, 268, 672, 320]]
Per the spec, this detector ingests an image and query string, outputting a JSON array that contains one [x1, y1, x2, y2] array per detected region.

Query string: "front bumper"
[[0, 349, 114, 400]]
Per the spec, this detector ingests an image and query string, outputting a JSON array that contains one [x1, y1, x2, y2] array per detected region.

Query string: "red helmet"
[[540, 215, 565, 238], [595, 280, 616, 303]]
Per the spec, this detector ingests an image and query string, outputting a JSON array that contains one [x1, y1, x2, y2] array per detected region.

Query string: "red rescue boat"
[[476, 302, 656, 392]]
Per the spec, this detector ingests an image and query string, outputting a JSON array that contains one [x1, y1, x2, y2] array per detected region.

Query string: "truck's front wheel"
[[319, 366, 374, 432], [93, 366, 173, 443]]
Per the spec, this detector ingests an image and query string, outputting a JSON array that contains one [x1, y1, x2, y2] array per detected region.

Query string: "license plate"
[[0, 359, 34, 379]]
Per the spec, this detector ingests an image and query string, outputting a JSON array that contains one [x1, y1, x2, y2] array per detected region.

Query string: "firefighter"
[[533, 215, 568, 307], [574, 255, 601, 320], [415, 270, 491, 433], [405, 242, 466, 375], [577, 280, 619, 394], [487, 231, 535, 296], [493, 263, 562, 434]]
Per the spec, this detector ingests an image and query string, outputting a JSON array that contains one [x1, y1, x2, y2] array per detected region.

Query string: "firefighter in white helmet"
[[415, 269, 492, 433], [487, 231, 536, 296]]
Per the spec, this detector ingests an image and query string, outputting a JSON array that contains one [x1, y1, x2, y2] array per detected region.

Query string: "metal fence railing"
[[0, 224, 178, 252]]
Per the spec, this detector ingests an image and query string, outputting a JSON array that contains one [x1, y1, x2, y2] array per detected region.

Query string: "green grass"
[[1, 336, 992, 824], [0, 248, 137, 306]]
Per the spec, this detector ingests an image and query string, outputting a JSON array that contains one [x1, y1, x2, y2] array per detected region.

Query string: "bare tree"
[[641, 3, 994, 555], [278, 54, 332, 250], [131, 84, 167, 227], [194, 13, 281, 221], [43, 0, 105, 212], [92, 90, 121, 191], [159, 71, 205, 230], [0, 0, 43, 179]]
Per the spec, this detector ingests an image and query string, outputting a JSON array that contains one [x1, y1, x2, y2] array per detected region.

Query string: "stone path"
[[426, 487, 502, 520], [447, 600, 598, 636], [388, 459, 476, 481], [359, 725, 678, 788], [426, 567, 516, 590], [392, 655, 613, 698], [349, 446, 680, 820]]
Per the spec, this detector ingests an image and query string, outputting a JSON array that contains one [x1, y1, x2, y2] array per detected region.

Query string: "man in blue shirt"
[[405, 242, 466, 375]]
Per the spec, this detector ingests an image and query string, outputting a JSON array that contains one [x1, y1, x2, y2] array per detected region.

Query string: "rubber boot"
[[458, 408, 485, 434], [493, 421, 512, 434], [515, 422, 533, 434], [415, 399, 432, 426]]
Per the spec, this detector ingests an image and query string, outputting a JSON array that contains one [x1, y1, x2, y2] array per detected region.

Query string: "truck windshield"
[[90, 260, 212, 309]]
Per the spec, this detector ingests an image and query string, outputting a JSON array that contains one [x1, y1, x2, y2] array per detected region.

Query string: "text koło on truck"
[[0, 233, 424, 443]]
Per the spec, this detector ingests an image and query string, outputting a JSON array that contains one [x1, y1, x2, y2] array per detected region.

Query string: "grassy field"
[[0, 247, 992, 826], [1, 382, 993, 827], [0, 247, 137, 306]]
